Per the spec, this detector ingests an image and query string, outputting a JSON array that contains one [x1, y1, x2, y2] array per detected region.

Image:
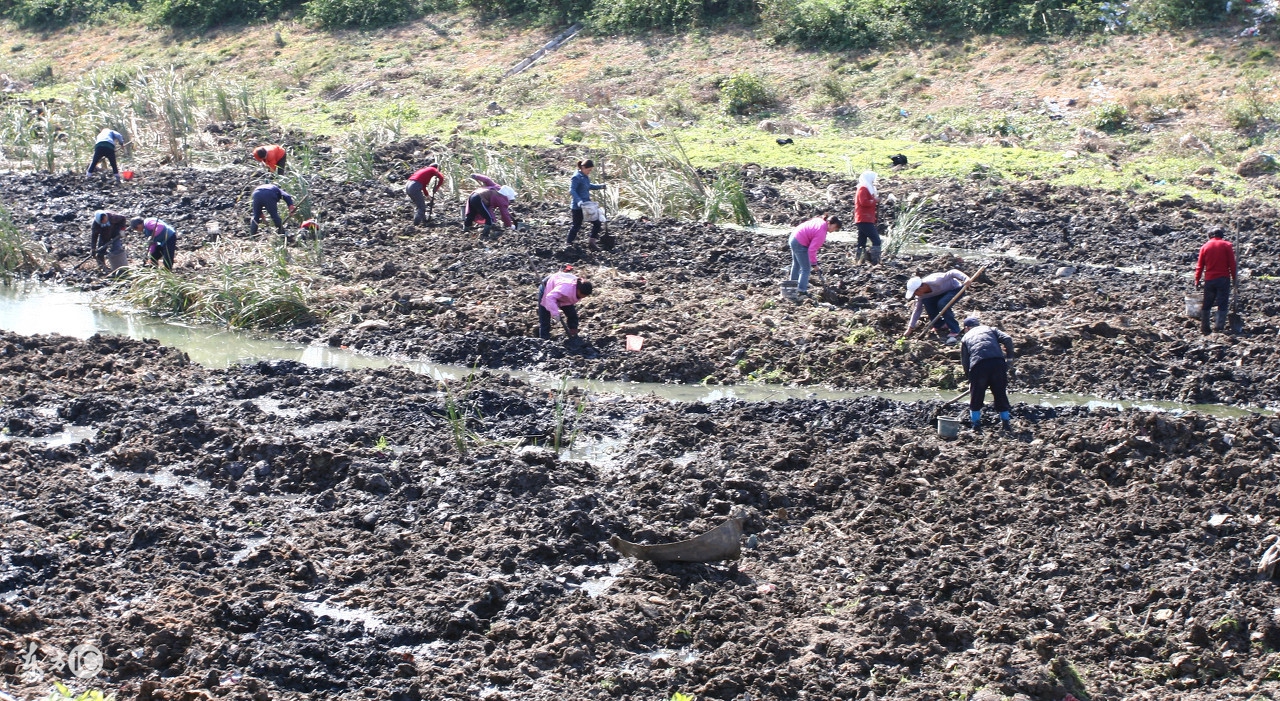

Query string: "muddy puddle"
[[0, 284, 1265, 418]]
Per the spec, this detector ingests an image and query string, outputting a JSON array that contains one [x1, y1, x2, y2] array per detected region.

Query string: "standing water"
[[0, 284, 1265, 417]]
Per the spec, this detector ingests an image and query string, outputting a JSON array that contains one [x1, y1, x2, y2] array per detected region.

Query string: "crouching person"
[[131, 217, 177, 270], [538, 271, 593, 340]]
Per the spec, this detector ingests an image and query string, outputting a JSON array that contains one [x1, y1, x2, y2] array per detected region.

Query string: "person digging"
[[90, 211, 129, 268], [131, 217, 177, 270], [406, 163, 444, 226], [249, 183, 297, 238], [905, 269, 971, 345], [787, 214, 841, 296], [959, 316, 1015, 431], [463, 174, 516, 237], [87, 128, 125, 181], [538, 270, 593, 341], [252, 145, 288, 174], [1194, 226, 1238, 335]]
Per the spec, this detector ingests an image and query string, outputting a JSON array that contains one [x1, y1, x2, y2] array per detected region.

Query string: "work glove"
[[288, 205, 298, 214]]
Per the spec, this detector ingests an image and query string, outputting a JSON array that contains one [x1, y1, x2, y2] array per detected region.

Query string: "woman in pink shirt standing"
[[788, 214, 842, 294]]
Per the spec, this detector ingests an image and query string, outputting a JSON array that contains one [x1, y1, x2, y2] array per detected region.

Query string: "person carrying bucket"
[[87, 128, 125, 180], [1194, 227, 1237, 335], [959, 316, 1015, 431], [568, 159, 607, 250], [249, 183, 297, 237], [787, 214, 841, 296], [130, 217, 177, 270], [905, 269, 970, 345], [854, 171, 881, 264], [252, 145, 288, 174], [406, 163, 444, 226], [463, 174, 515, 237], [538, 270, 593, 340], [90, 211, 129, 268]]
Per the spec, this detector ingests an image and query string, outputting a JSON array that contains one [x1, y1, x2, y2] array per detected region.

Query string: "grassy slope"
[[1, 15, 1279, 200]]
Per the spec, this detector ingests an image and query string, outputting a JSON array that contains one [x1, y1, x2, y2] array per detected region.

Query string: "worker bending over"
[[250, 183, 297, 237], [131, 217, 177, 270], [406, 163, 444, 226], [464, 174, 516, 237], [959, 317, 1015, 431], [90, 211, 129, 268], [538, 271, 593, 340], [87, 128, 125, 179], [252, 145, 288, 173], [905, 269, 970, 345]]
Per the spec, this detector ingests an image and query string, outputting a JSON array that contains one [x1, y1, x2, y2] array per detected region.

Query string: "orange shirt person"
[[252, 145, 288, 173]]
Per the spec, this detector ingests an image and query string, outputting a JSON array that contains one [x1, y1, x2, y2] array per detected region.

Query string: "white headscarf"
[[859, 171, 878, 198]]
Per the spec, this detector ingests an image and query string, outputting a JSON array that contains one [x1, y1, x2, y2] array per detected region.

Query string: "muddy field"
[[2, 156, 1278, 407], [2, 331, 1280, 700]]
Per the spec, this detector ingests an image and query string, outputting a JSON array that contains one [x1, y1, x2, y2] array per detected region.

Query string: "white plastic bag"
[[580, 201, 606, 223]]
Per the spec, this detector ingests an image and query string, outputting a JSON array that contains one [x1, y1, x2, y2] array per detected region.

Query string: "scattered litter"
[[1208, 513, 1229, 527], [625, 335, 644, 351], [757, 583, 777, 595]]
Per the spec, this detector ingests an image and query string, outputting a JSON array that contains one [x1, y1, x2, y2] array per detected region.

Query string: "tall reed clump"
[[599, 117, 755, 225], [0, 204, 47, 283], [881, 194, 931, 261], [119, 242, 312, 329], [467, 144, 557, 204]]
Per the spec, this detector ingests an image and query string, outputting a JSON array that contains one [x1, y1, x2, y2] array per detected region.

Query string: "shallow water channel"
[[0, 284, 1262, 418]]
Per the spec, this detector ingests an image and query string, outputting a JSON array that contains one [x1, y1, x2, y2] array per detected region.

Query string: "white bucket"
[[1184, 294, 1203, 319], [780, 280, 799, 300], [937, 416, 964, 438]]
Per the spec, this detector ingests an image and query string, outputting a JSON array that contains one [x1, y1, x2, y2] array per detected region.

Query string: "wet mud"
[[2, 331, 1280, 700], [3, 160, 1278, 408]]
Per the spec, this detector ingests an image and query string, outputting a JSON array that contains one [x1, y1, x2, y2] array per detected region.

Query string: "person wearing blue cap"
[[959, 316, 1015, 431]]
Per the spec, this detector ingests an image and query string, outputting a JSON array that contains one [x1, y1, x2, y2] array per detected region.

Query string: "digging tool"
[[902, 264, 989, 340], [427, 192, 436, 223], [1229, 280, 1244, 333], [608, 510, 746, 563], [928, 387, 971, 423], [598, 156, 617, 251], [72, 245, 109, 271], [558, 314, 587, 351]]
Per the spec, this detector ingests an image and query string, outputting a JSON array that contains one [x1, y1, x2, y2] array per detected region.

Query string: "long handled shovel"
[[902, 264, 989, 340]]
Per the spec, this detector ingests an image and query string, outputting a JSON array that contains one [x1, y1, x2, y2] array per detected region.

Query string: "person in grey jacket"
[[905, 269, 970, 345], [959, 317, 1015, 430]]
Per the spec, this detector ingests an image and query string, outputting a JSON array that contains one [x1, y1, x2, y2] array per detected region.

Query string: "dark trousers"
[[855, 222, 881, 248], [407, 181, 428, 224], [537, 278, 578, 339], [922, 289, 961, 336], [149, 237, 176, 270], [568, 207, 601, 243], [90, 225, 121, 261], [464, 193, 492, 229], [250, 192, 282, 236], [87, 143, 118, 176], [1201, 277, 1230, 333], [968, 357, 1011, 412]]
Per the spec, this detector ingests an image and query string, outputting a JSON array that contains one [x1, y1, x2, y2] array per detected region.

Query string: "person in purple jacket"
[[538, 270, 593, 340], [787, 214, 842, 294], [463, 174, 516, 237]]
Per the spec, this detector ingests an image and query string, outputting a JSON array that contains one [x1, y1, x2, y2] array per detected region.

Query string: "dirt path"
[[1, 331, 1279, 700]]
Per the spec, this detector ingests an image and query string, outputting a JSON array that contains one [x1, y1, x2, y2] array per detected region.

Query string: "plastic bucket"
[[1184, 294, 1203, 319], [937, 416, 964, 438], [780, 280, 799, 300], [106, 249, 128, 271]]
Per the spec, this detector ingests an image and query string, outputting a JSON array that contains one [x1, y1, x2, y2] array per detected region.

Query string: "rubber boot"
[[970, 410, 982, 431], [482, 223, 494, 238], [868, 246, 882, 264], [855, 246, 866, 264], [1000, 411, 1012, 432]]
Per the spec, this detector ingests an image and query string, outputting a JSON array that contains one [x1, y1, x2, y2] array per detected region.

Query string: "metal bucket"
[[1184, 294, 1203, 319], [937, 416, 964, 438]]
